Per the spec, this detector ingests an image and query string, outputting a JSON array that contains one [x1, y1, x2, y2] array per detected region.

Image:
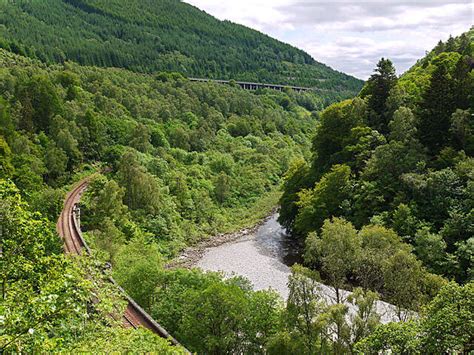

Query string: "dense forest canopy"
[[277, 29, 474, 351], [0, 0, 362, 94], [0, 44, 333, 351], [0, 46, 334, 257], [281, 28, 474, 280]]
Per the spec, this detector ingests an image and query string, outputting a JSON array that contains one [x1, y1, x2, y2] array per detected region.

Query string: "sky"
[[184, 0, 473, 79]]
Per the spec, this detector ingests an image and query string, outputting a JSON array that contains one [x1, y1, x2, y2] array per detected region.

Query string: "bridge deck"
[[189, 78, 311, 92]]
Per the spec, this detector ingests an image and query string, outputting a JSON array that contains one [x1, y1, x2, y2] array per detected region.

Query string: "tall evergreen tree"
[[452, 56, 472, 110], [419, 63, 455, 154], [363, 58, 398, 134]]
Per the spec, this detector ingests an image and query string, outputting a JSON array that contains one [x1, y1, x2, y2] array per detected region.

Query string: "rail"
[[56, 175, 184, 348]]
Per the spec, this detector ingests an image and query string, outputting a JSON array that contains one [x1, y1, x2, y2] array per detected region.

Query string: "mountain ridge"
[[0, 0, 363, 94]]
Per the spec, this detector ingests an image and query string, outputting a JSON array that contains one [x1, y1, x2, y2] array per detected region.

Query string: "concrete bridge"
[[189, 77, 311, 93]]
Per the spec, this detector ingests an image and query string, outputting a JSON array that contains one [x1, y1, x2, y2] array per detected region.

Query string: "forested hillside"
[[278, 29, 474, 351], [0, 46, 325, 256], [0, 0, 362, 94], [2, 36, 473, 352], [0, 45, 325, 351]]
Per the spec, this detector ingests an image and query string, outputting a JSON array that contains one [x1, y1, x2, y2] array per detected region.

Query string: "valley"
[[1, 1, 473, 353]]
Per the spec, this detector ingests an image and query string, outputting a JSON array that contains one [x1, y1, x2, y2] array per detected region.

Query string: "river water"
[[196, 213, 400, 323], [197, 214, 300, 299]]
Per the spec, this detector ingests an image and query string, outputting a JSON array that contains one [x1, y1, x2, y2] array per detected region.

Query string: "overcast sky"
[[184, 0, 473, 79]]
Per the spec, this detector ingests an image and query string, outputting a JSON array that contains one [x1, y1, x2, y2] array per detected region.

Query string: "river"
[[197, 214, 300, 299], [196, 213, 400, 323]]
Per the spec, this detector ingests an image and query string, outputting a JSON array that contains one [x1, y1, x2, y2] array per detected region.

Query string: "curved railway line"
[[56, 175, 183, 348]]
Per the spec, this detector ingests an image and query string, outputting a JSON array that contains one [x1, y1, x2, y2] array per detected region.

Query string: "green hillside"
[[0, 46, 323, 351], [278, 29, 473, 351], [0, 0, 362, 94]]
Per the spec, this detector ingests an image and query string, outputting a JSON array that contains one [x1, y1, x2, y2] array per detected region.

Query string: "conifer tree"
[[419, 63, 455, 154], [363, 58, 397, 134]]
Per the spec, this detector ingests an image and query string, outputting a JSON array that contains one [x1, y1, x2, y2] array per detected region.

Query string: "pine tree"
[[364, 58, 397, 134], [419, 63, 455, 154], [452, 56, 471, 110]]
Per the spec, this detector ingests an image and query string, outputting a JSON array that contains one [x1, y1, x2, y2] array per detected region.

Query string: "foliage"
[[272, 266, 382, 354], [0, 46, 327, 260], [149, 268, 282, 354], [0, 37, 350, 352], [294, 164, 352, 235], [356, 281, 474, 354], [361, 58, 397, 134], [0, 179, 178, 353], [284, 265, 330, 354], [69, 327, 186, 353], [420, 281, 474, 353], [280, 29, 474, 284], [304, 218, 443, 314], [304, 218, 361, 303]]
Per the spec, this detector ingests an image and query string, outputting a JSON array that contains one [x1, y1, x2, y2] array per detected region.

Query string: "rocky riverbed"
[[191, 213, 403, 323]]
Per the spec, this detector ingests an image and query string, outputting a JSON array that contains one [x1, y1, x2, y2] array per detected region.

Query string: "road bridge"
[[189, 77, 311, 93]]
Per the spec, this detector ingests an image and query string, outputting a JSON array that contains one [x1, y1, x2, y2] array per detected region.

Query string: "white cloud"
[[185, 0, 473, 79]]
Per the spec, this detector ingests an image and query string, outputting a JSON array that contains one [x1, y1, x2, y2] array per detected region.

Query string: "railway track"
[[56, 175, 183, 347]]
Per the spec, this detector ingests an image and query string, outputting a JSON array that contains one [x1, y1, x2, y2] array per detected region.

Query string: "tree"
[[77, 110, 106, 159], [346, 288, 381, 350], [44, 144, 68, 181], [450, 109, 473, 153], [70, 328, 184, 354], [390, 203, 422, 243], [113, 235, 163, 310], [362, 58, 397, 134], [295, 165, 351, 236], [382, 250, 425, 320], [419, 62, 456, 154], [214, 172, 231, 204], [356, 224, 410, 292], [341, 126, 386, 174], [304, 218, 361, 303], [55, 127, 82, 168], [86, 177, 128, 229], [0, 97, 14, 138], [278, 158, 311, 231], [0, 136, 14, 178], [356, 281, 474, 354], [451, 55, 471, 110], [117, 150, 163, 214], [179, 282, 247, 354], [326, 303, 351, 353], [17, 75, 62, 133], [89, 218, 126, 261], [422, 282, 474, 353], [388, 106, 417, 143], [0, 180, 117, 352], [454, 237, 474, 283], [414, 227, 449, 275], [385, 85, 409, 120], [243, 290, 282, 353], [310, 99, 365, 179], [29, 186, 64, 221], [355, 320, 421, 354], [130, 123, 153, 153], [285, 265, 330, 354], [360, 138, 425, 219]]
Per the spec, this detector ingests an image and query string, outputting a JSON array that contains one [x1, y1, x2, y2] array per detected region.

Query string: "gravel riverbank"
[[174, 212, 402, 324], [167, 212, 276, 269]]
